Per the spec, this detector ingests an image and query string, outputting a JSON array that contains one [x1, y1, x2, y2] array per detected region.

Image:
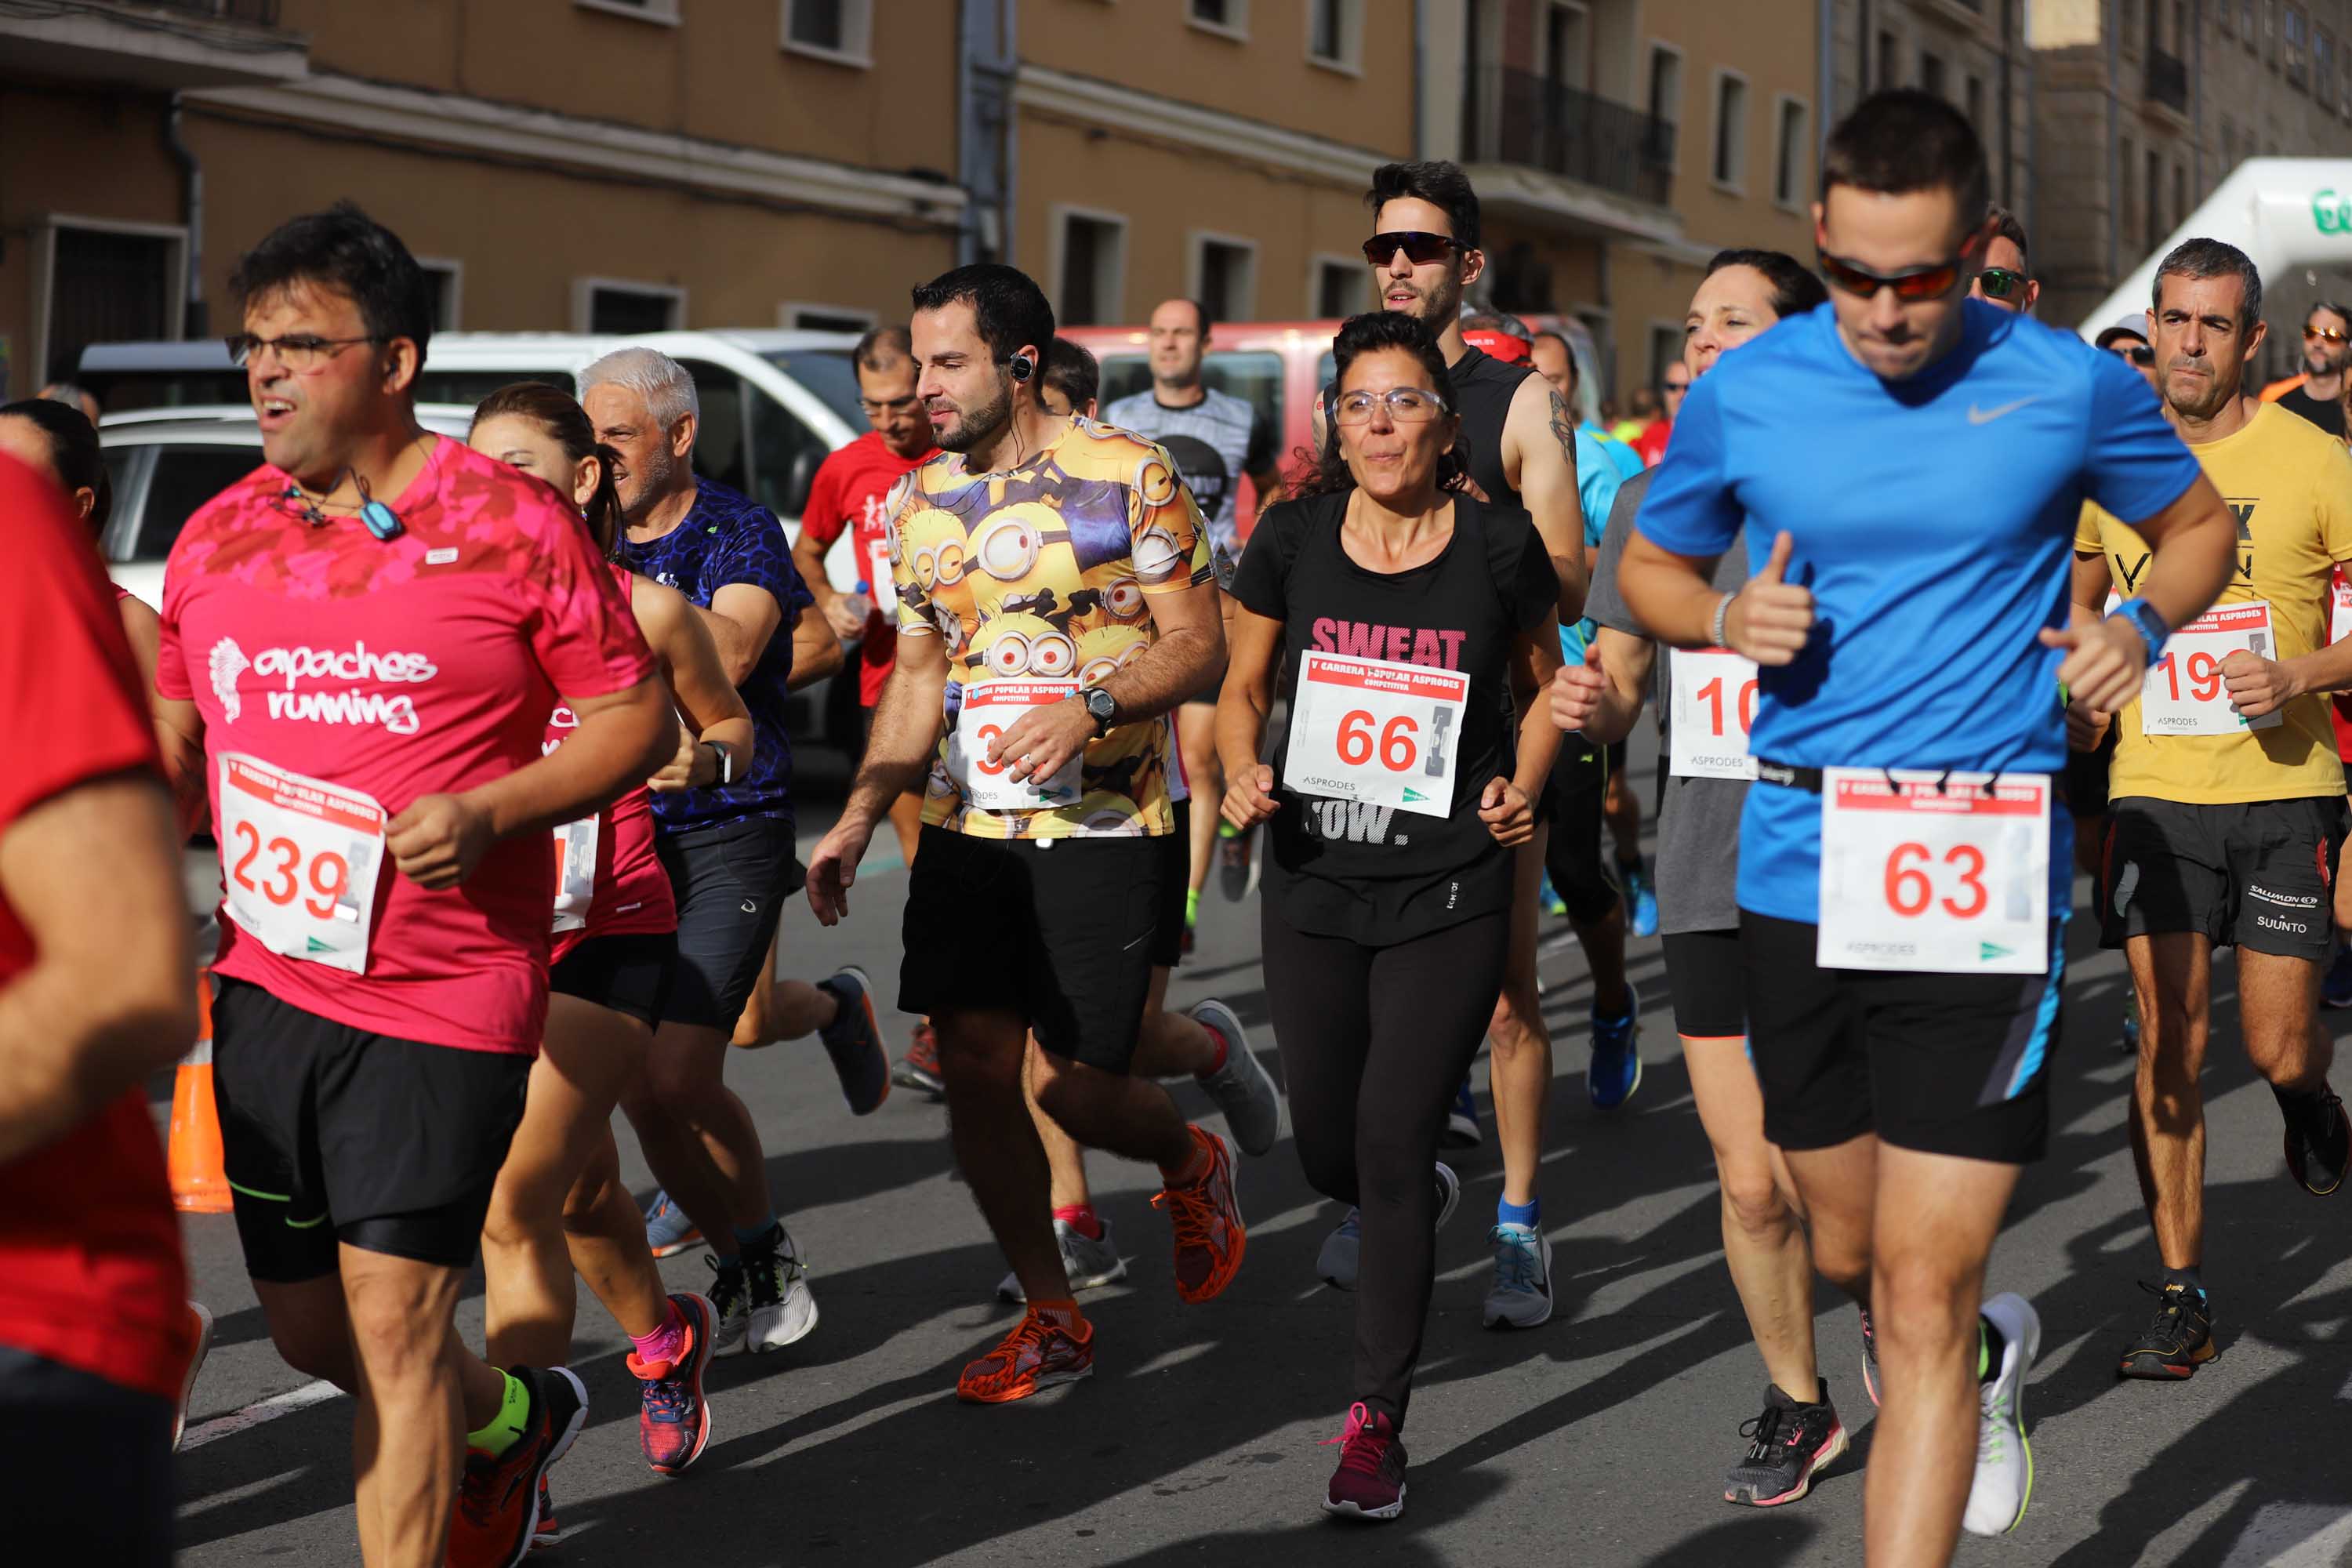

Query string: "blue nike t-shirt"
[[619, 476, 815, 837], [1635, 299, 2203, 924]]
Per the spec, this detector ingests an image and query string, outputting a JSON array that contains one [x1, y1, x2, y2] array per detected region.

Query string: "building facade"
[[1824, 0, 2036, 225]]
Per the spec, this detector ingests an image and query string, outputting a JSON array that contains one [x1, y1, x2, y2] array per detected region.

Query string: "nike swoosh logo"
[[1968, 396, 2042, 424]]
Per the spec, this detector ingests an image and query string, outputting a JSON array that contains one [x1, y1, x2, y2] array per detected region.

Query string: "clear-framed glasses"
[[1332, 387, 1450, 425]]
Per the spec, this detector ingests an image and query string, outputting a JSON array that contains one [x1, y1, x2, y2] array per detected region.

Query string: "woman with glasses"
[[1218, 310, 1561, 1523]]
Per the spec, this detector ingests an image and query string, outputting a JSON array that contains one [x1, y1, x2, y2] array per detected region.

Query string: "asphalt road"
[[171, 730, 2352, 1567]]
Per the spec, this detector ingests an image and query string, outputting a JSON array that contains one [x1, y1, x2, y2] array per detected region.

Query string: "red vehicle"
[[1062, 315, 1604, 542]]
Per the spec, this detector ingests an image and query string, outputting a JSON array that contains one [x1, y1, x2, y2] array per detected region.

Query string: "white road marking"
[[179, 1377, 343, 1451], [2217, 1502, 2352, 1567]]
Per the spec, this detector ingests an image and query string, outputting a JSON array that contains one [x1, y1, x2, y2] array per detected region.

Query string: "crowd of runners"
[[6, 85, 2352, 1568]]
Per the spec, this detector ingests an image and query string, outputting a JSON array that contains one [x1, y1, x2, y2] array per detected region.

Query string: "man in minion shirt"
[[807, 265, 1250, 1406]]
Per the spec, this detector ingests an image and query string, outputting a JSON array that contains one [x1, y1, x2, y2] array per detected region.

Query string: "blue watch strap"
[[2108, 595, 2171, 652]]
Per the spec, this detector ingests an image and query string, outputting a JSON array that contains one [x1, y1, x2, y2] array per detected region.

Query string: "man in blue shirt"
[[1617, 92, 2236, 1562]]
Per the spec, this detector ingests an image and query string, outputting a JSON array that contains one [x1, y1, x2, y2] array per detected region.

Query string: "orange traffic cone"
[[169, 972, 230, 1214]]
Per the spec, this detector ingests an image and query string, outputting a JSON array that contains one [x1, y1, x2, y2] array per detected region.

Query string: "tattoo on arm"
[[1548, 389, 1579, 478]]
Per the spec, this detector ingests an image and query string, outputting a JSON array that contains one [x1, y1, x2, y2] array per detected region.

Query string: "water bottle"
[[844, 581, 874, 623]]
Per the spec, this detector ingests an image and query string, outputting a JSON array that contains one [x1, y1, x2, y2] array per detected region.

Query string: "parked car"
[[95, 403, 856, 750], [1059, 314, 1605, 540]]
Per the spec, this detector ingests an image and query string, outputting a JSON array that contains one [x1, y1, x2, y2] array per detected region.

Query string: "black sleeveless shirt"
[[1321, 342, 1536, 510]]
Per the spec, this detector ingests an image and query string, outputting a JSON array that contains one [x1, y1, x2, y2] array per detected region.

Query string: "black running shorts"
[[898, 825, 1166, 1071], [550, 929, 679, 1028], [1661, 927, 1745, 1040], [2063, 723, 2118, 819], [1541, 736, 1622, 926], [2098, 796, 2346, 961], [1738, 912, 2065, 1163], [0, 1346, 172, 1565], [1154, 800, 1190, 969], [210, 977, 531, 1279], [658, 815, 803, 1030]]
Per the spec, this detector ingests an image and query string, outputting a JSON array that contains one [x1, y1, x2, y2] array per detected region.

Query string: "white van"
[[78, 329, 866, 564]]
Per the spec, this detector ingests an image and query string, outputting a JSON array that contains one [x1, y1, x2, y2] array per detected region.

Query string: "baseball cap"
[[2093, 314, 2151, 350]]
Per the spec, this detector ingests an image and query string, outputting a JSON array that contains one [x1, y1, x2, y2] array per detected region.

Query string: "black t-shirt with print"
[[1230, 490, 1557, 944]]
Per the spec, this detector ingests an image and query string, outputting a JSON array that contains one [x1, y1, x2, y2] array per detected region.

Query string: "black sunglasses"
[[2109, 342, 2155, 366], [1817, 249, 1968, 301], [1974, 267, 2029, 300], [1363, 231, 1466, 267]]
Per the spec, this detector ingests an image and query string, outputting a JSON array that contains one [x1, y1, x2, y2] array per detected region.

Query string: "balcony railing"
[[134, 0, 282, 23], [2147, 46, 2190, 112], [1467, 67, 1677, 207]]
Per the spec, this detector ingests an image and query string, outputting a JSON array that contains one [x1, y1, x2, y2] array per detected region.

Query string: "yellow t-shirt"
[[887, 416, 1213, 840], [2075, 401, 2352, 805]]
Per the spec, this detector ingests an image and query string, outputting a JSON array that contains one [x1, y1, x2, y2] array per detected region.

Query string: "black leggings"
[[1263, 906, 1511, 1426]]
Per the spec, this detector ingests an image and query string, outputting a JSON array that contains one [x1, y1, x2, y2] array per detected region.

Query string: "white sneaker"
[[1316, 1208, 1362, 1291], [1482, 1223, 1554, 1329], [997, 1216, 1131, 1301], [746, 1229, 819, 1352], [1963, 1292, 2041, 1537], [707, 1257, 750, 1357], [174, 1301, 214, 1450], [1191, 1000, 1283, 1156]]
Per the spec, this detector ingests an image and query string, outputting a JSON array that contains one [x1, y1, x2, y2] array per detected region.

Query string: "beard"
[[933, 381, 1013, 455], [616, 441, 676, 519], [2164, 359, 2238, 421]]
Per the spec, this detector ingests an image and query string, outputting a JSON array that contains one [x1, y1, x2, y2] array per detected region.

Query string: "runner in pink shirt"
[[149, 205, 672, 1568]]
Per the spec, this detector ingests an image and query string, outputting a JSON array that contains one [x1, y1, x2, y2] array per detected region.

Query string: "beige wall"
[[1639, 0, 1817, 259], [1018, 0, 1416, 160], [184, 115, 956, 332]]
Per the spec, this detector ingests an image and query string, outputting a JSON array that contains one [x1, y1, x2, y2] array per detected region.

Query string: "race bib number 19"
[[217, 753, 387, 975], [1283, 652, 1471, 820], [2140, 599, 2282, 735], [1817, 769, 2050, 976], [1667, 648, 1760, 780]]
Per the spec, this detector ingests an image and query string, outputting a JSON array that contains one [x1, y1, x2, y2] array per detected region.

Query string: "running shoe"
[[2117, 1279, 2215, 1379], [956, 1309, 1094, 1404], [1859, 1308, 1881, 1408], [644, 1190, 702, 1259], [1322, 1402, 1407, 1521], [448, 1366, 587, 1568], [1155, 1126, 1246, 1303], [1316, 1208, 1363, 1291], [174, 1300, 213, 1451], [742, 1225, 819, 1352], [815, 966, 891, 1116], [1443, 1076, 1482, 1148], [1588, 983, 1642, 1112], [2122, 1006, 2140, 1055], [895, 1022, 946, 1098], [706, 1255, 750, 1357], [1724, 1381, 1848, 1507], [626, 1292, 715, 1476], [1622, 856, 1659, 938], [1539, 870, 1568, 917], [1192, 1000, 1281, 1156], [1482, 1222, 1554, 1330], [1432, 1161, 1462, 1231], [1964, 1294, 2041, 1537], [1217, 820, 1260, 902], [2326, 945, 2352, 1010], [531, 1477, 555, 1551], [2278, 1081, 2351, 1195], [998, 1216, 1129, 1302]]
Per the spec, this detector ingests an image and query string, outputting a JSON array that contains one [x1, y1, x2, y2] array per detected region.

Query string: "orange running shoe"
[[956, 1310, 1094, 1404], [1154, 1126, 1246, 1304], [894, 1022, 945, 1098]]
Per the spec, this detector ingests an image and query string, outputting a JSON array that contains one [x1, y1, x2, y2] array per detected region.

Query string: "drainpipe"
[[1998, 0, 2015, 206], [165, 93, 205, 339]]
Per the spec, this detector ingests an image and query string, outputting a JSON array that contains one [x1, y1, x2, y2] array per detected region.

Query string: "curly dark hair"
[[1291, 312, 1466, 500]]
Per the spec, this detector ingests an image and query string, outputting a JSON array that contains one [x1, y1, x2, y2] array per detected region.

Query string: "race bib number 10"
[[217, 753, 387, 975], [2140, 599, 2283, 736], [1667, 648, 1760, 780], [1283, 652, 1471, 820], [1816, 769, 2050, 976], [949, 680, 1083, 811]]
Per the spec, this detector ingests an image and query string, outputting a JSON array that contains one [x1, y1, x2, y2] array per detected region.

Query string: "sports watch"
[[701, 741, 734, 786], [1082, 687, 1119, 737], [2107, 595, 2171, 656]]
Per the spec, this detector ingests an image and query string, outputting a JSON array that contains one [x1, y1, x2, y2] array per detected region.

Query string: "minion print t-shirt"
[[887, 416, 1214, 840]]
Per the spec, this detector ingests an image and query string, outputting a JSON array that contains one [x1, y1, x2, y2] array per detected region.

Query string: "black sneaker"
[[815, 966, 890, 1116], [1723, 1382, 1849, 1507], [2116, 1280, 2216, 1380], [2278, 1083, 2350, 1196]]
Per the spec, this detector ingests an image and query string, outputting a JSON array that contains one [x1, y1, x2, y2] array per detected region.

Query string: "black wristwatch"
[[701, 741, 733, 786], [1082, 687, 1119, 737]]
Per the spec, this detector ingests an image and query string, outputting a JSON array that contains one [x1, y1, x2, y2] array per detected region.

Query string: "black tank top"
[[1321, 342, 1534, 510]]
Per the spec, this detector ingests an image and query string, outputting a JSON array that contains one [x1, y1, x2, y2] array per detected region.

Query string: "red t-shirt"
[[799, 430, 938, 706], [0, 454, 193, 1402], [156, 439, 655, 1054], [1633, 417, 1672, 467], [548, 565, 677, 964]]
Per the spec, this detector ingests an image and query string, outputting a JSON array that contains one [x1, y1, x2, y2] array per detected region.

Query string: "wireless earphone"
[[1008, 353, 1035, 383]]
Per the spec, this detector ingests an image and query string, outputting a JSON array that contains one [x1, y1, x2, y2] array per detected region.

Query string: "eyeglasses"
[[2305, 324, 2351, 346], [1662, 378, 1691, 397], [226, 332, 384, 372], [1361, 231, 1466, 267], [2109, 343, 2155, 366], [1332, 387, 1450, 425], [1974, 267, 2030, 300], [1817, 249, 1967, 301]]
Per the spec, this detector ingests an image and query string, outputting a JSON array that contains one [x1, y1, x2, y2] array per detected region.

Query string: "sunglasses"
[[1362, 231, 1465, 267], [2305, 325, 2351, 346], [1975, 267, 2029, 299], [2109, 343, 2155, 366], [1817, 249, 1967, 301]]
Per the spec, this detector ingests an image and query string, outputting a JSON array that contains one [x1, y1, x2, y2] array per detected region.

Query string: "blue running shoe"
[[1443, 1076, 1481, 1148], [644, 1190, 702, 1259], [2325, 946, 2352, 1010], [1588, 982, 1642, 1112], [2122, 1007, 2140, 1055], [1538, 871, 1567, 917], [1622, 857, 1659, 938]]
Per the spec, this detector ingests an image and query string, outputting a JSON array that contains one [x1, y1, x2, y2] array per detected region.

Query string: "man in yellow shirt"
[[2073, 238, 2352, 1382]]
